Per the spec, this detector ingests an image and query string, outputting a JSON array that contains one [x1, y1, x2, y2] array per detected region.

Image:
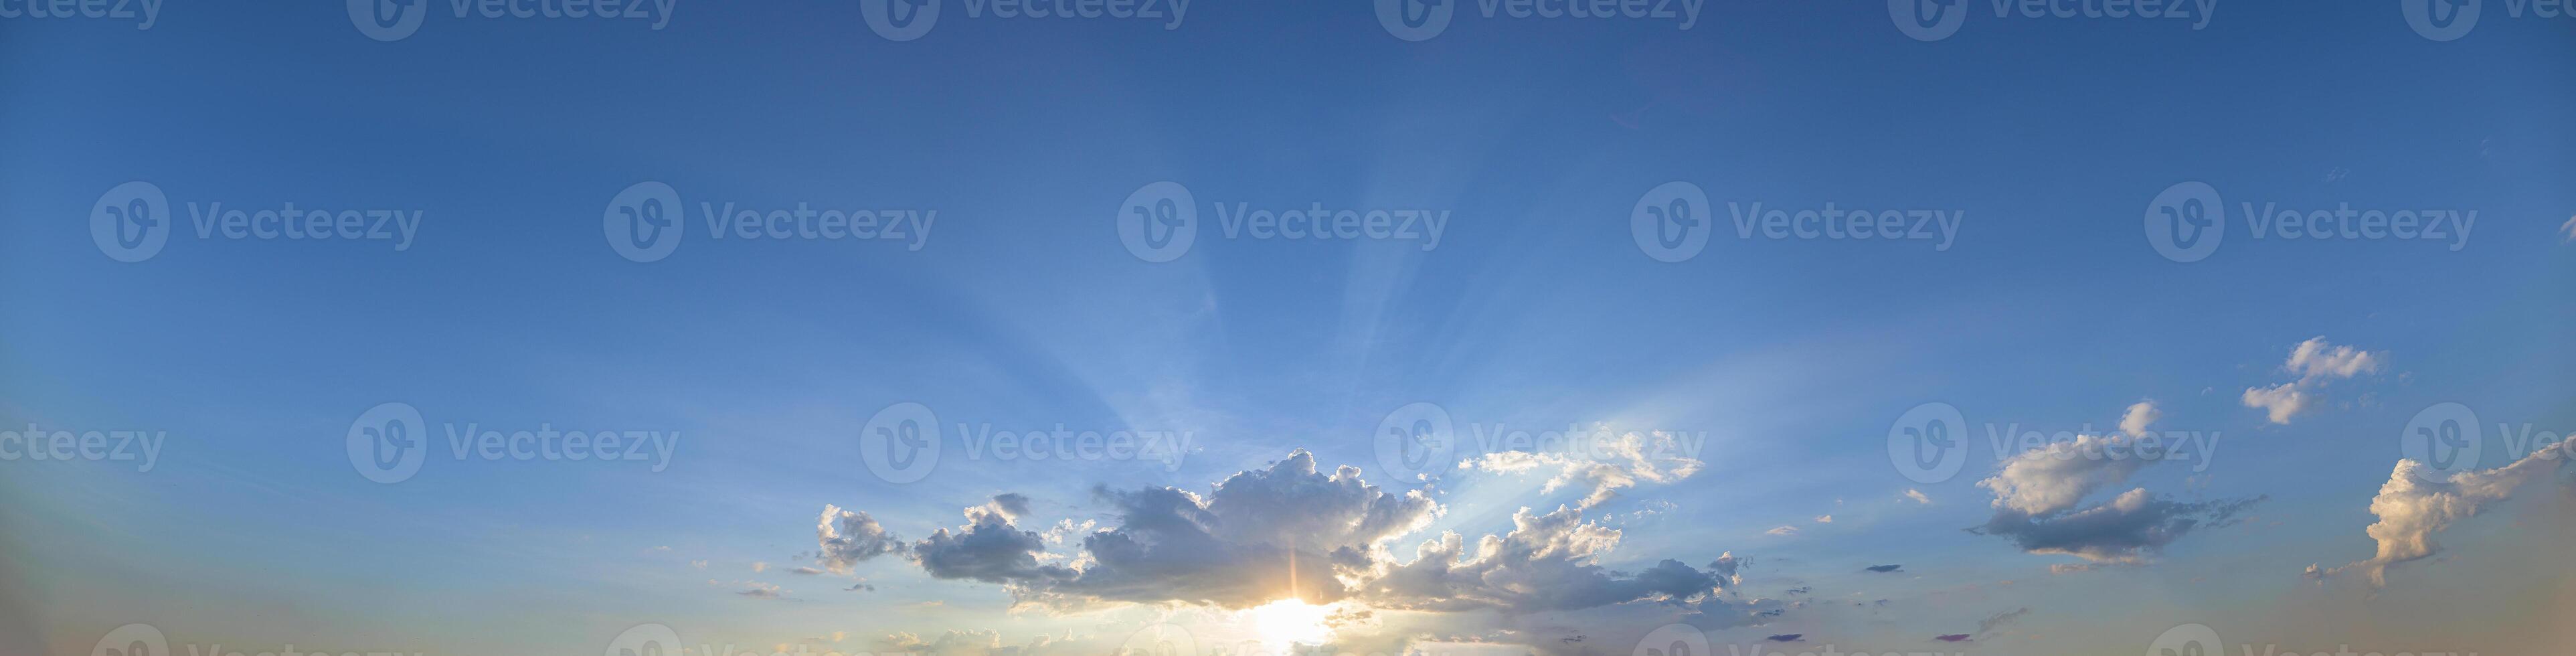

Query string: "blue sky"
[[4, 2, 2574, 656]]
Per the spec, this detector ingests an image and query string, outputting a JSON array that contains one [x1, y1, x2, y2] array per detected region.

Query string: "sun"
[[1243, 598, 1337, 650]]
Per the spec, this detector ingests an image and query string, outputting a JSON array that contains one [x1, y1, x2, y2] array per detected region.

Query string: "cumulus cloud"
[[817, 450, 1743, 617], [1363, 504, 1732, 613], [1974, 488, 2262, 564], [2316, 448, 2569, 586], [2241, 337, 2385, 424], [1972, 408, 2259, 563], [2118, 401, 2159, 438], [1461, 430, 1704, 509], [818, 505, 904, 574], [1978, 434, 2155, 516]]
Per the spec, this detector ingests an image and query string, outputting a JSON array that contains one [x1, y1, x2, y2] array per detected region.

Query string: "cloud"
[[737, 582, 783, 600], [752, 562, 770, 573], [819, 450, 1743, 617], [2118, 401, 2159, 438], [1461, 430, 1705, 509], [2561, 214, 2575, 242], [1934, 634, 1972, 643], [2316, 448, 2568, 586], [1974, 488, 2263, 564], [1764, 525, 1799, 536], [1863, 564, 1902, 573], [1976, 607, 2029, 636], [2242, 337, 2385, 424], [1812, 515, 1832, 523], [1903, 489, 1931, 505], [792, 566, 825, 575], [1979, 434, 2155, 516], [912, 497, 1076, 585], [1365, 505, 1732, 612], [1765, 635, 1803, 642], [819, 505, 905, 574]]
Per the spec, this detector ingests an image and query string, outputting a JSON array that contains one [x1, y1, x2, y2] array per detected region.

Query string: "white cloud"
[[2317, 447, 2567, 586], [1812, 515, 1832, 523], [1903, 489, 1931, 505], [2118, 401, 2159, 438], [1764, 525, 1799, 536], [2242, 337, 2385, 424], [1461, 430, 1704, 509]]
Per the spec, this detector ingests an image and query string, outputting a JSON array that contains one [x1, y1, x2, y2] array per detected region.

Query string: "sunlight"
[[1243, 598, 1337, 650]]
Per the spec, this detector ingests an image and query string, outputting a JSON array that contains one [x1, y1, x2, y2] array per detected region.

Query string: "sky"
[[3, 1, 2575, 656]]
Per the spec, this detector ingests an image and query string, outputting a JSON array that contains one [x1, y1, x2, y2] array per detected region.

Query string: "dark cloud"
[[817, 505, 904, 574], [1863, 564, 1902, 573], [1971, 489, 2261, 564], [1934, 634, 1972, 642], [1765, 635, 1803, 643], [912, 499, 1076, 585]]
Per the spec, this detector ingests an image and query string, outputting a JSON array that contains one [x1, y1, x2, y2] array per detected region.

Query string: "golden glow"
[[1244, 598, 1336, 649]]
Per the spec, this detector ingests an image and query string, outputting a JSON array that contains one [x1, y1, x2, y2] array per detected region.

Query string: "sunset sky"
[[4, 2, 2574, 656]]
